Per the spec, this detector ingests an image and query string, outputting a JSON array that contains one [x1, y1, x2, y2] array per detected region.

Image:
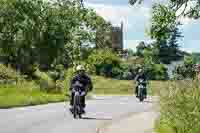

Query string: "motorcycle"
[[137, 79, 146, 102], [70, 81, 86, 119]]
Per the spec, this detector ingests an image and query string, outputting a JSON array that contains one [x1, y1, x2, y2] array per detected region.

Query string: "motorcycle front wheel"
[[73, 95, 78, 119], [139, 88, 144, 102]]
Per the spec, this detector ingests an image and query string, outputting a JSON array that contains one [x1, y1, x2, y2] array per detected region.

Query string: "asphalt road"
[[0, 96, 157, 133]]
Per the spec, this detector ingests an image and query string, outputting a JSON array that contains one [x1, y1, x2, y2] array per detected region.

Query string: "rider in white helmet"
[[69, 65, 93, 113]]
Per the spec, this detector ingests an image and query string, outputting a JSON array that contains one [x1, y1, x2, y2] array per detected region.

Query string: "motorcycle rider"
[[135, 68, 147, 98], [69, 65, 93, 114]]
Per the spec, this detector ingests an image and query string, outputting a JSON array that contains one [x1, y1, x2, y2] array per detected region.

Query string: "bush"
[[0, 64, 27, 84], [47, 64, 65, 81], [121, 71, 133, 80], [55, 80, 65, 93], [156, 80, 200, 133], [112, 64, 136, 80], [86, 49, 121, 77], [111, 67, 123, 79], [0, 64, 20, 80], [145, 63, 168, 80], [173, 56, 196, 79], [64, 68, 74, 91], [33, 69, 56, 92], [98, 64, 112, 77], [48, 71, 60, 81], [21, 64, 39, 77], [123, 56, 169, 80]]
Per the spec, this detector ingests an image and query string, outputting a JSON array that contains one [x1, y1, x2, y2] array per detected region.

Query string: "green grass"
[[0, 64, 67, 108], [155, 119, 174, 133], [0, 75, 169, 108], [155, 80, 200, 133], [0, 83, 67, 108], [148, 80, 170, 95], [92, 76, 134, 95], [92, 76, 169, 95]]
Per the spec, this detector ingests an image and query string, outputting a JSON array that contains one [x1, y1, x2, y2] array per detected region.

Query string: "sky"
[[84, 0, 200, 53]]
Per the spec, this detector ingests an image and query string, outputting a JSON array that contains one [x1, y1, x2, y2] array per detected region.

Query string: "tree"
[[94, 17, 112, 49], [0, 0, 49, 71], [191, 53, 200, 63], [0, 0, 111, 75], [136, 41, 146, 57], [127, 49, 136, 57], [86, 49, 121, 76], [167, 23, 184, 62], [129, 0, 200, 19], [147, 4, 183, 64], [63, 3, 112, 65], [173, 56, 196, 79], [150, 4, 177, 42]]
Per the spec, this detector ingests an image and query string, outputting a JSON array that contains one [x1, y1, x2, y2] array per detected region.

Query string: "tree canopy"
[[0, 0, 111, 73], [129, 0, 200, 19]]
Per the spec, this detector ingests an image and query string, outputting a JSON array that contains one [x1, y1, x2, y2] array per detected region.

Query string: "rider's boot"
[[69, 105, 73, 113], [80, 96, 86, 114], [81, 108, 86, 114], [144, 88, 147, 99], [135, 87, 139, 97]]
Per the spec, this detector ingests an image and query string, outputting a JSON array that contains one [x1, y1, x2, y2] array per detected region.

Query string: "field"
[[0, 75, 169, 108], [93, 76, 169, 95]]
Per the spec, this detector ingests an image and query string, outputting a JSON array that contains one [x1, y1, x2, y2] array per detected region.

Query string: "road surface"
[[0, 96, 157, 133]]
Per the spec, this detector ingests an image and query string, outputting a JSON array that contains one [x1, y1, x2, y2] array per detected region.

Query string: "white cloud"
[[180, 47, 196, 53], [176, 1, 197, 16], [178, 17, 193, 25], [176, 1, 198, 25], [85, 1, 200, 53]]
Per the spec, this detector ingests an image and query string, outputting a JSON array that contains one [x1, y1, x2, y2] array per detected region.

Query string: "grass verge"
[[155, 79, 200, 133], [0, 75, 169, 108], [92, 76, 134, 95], [0, 83, 67, 109], [92, 76, 169, 95]]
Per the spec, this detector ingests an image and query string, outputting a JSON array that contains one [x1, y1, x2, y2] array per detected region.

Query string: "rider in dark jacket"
[[69, 65, 93, 113], [135, 68, 147, 98]]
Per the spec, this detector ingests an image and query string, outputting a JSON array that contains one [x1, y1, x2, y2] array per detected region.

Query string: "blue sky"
[[84, 0, 200, 53]]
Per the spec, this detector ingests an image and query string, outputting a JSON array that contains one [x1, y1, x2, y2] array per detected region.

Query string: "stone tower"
[[111, 22, 123, 52]]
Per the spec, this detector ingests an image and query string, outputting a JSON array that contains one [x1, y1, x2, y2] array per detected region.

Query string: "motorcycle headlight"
[[81, 92, 86, 96]]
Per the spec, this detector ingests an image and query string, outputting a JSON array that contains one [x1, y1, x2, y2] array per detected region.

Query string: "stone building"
[[95, 22, 124, 55], [194, 64, 200, 79], [111, 22, 123, 52]]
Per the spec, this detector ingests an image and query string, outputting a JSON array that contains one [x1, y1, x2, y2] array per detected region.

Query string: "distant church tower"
[[111, 21, 123, 52]]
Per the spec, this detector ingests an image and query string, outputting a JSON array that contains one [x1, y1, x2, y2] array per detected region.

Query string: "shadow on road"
[[143, 98, 159, 103], [81, 117, 112, 121], [142, 100, 154, 103]]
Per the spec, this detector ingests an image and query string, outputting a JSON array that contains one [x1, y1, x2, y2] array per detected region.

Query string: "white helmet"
[[76, 65, 85, 71], [138, 68, 143, 73]]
